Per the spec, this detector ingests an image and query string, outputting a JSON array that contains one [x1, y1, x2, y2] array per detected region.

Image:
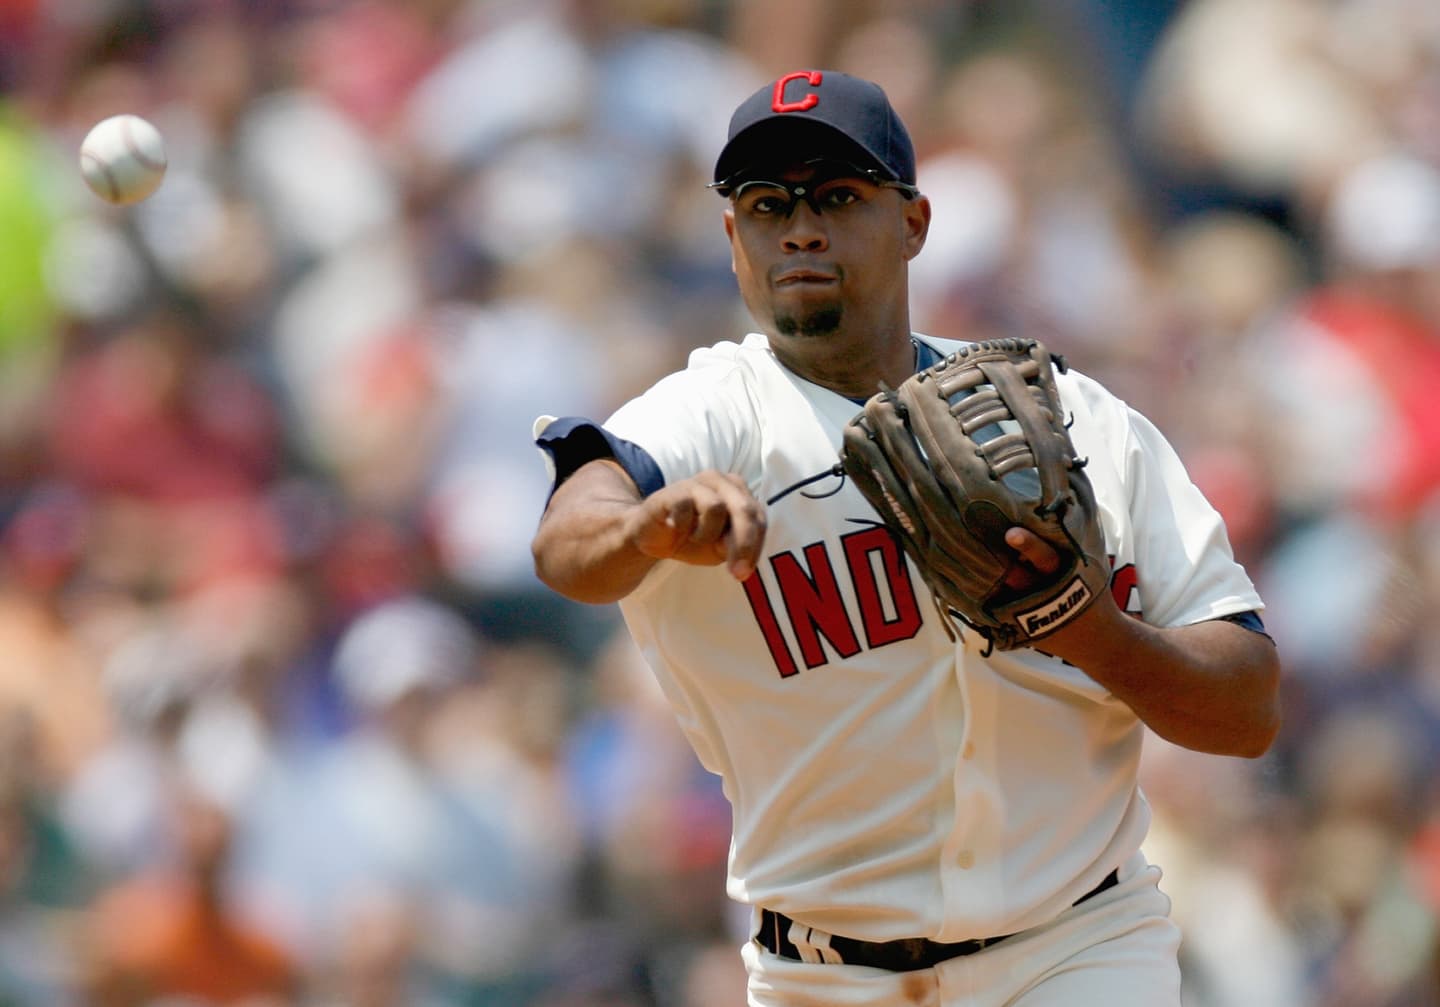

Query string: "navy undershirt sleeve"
[[1215, 610, 1270, 639], [914, 340, 944, 371], [536, 417, 666, 498], [843, 340, 946, 405]]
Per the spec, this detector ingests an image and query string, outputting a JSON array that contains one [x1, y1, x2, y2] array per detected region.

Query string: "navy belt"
[[756, 868, 1120, 972]]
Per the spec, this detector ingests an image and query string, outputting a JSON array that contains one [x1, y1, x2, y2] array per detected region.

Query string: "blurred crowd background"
[[1, 0, 1439, 1004]]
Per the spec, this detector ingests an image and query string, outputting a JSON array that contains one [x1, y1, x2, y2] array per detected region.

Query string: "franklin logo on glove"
[[1020, 576, 1094, 636]]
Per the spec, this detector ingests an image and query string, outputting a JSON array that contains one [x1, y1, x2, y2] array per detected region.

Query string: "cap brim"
[[712, 117, 895, 189]]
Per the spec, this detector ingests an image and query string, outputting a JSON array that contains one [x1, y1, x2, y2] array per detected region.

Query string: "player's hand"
[[1004, 526, 1122, 653], [627, 472, 767, 581], [1001, 527, 1062, 592]]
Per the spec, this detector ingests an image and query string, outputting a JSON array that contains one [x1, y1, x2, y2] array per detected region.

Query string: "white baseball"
[[79, 114, 168, 206]]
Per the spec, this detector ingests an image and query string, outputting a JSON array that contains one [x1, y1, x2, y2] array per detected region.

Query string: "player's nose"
[[781, 203, 828, 252]]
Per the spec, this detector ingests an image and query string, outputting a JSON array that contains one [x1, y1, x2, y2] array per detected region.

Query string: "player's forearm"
[[1043, 604, 1282, 758], [531, 460, 660, 605]]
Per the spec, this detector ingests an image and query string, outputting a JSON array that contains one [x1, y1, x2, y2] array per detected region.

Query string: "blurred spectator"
[[1248, 151, 1440, 522], [81, 785, 297, 1006], [60, 612, 219, 879], [549, 626, 736, 1003], [1136, 0, 1388, 223], [233, 595, 587, 1003], [0, 483, 112, 787], [1297, 709, 1440, 1007], [0, 712, 92, 1005]]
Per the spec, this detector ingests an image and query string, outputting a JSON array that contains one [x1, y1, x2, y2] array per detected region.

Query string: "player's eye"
[[816, 182, 864, 210], [736, 184, 791, 218], [752, 194, 790, 216]]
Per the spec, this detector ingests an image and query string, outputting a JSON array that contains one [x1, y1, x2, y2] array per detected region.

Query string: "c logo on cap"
[[772, 70, 823, 113]]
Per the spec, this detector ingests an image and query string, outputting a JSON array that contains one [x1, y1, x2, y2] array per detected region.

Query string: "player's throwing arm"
[[534, 460, 767, 604]]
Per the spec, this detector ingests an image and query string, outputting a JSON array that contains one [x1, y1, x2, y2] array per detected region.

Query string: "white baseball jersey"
[[536, 332, 1262, 944]]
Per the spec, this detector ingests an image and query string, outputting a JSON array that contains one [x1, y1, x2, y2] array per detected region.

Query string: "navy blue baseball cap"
[[712, 70, 917, 193]]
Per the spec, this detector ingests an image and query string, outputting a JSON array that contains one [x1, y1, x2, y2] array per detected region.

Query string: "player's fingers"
[[1004, 527, 1062, 579], [709, 474, 766, 580], [1003, 561, 1038, 591], [680, 473, 763, 577], [631, 491, 698, 560], [662, 494, 700, 539], [636, 474, 762, 573], [685, 485, 733, 545]]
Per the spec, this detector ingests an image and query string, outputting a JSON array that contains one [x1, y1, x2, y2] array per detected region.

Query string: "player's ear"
[[723, 206, 738, 272], [901, 194, 931, 261]]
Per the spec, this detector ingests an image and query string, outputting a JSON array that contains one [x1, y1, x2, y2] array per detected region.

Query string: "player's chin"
[[774, 302, 844, 338]]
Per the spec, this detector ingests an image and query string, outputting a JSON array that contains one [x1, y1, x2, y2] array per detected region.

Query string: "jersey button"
[[962, 740, 976, 759], [956, 850, 975, 869]]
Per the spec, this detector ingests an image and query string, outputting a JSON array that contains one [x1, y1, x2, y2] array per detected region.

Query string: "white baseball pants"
[[741, 852, 1181, 1007]]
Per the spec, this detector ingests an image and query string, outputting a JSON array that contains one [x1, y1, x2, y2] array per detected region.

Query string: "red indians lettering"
[[1109, 561, 1141, 615], [742, 526, 921, 677], [772, 70, 823, 113], [746, 547, 1146, 678]]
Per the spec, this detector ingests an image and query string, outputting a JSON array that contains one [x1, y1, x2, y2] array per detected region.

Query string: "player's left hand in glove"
[[840, 337, 1110, 651]]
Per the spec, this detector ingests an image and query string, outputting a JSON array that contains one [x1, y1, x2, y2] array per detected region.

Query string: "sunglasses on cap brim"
[[709, 157, 919, 200]]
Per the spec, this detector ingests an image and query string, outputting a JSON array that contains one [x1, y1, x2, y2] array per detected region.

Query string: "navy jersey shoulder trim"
[[1215, 610, 1271, 640], [536, 417, 666, 498]]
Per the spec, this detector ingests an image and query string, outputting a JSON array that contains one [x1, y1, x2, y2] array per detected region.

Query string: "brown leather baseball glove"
[[841, 338, 1109, 651]]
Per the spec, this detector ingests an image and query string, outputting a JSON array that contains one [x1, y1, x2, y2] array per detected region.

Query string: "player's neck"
[[769, 327, 917, 399]]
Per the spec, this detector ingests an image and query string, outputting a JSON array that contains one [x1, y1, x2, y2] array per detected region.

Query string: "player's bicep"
[[544, 457, 641, 515]]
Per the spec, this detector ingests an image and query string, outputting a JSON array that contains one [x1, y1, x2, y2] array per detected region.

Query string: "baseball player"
[[531, 70, 1280, 1007]]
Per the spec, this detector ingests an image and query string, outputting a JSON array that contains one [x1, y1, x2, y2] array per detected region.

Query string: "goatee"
[[775, 305, 843, 338]]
